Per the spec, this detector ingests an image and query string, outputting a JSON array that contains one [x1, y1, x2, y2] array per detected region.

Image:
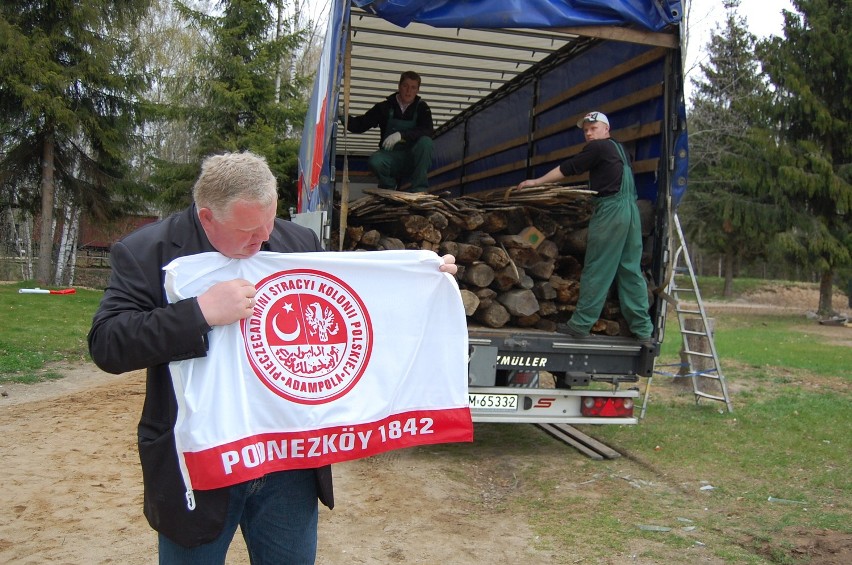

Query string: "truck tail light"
[[581, 397, 634, 417], [508, 371, 537, 386]]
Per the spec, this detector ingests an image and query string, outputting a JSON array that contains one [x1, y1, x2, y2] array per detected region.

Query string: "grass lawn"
[[0, 281, 103, 383]]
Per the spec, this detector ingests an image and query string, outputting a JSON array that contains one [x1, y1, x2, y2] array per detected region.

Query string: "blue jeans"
[[158, 469, 319, 565]]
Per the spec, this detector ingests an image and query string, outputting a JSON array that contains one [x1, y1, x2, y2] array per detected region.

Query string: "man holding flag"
[[88, 151, 462, 563]]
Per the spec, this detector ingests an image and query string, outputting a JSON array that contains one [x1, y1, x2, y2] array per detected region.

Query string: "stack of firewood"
[[334, 185, 650, 334]]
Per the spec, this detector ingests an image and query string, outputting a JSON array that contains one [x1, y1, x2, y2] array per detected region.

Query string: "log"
[[537, 300, 558, 317], [455, 242, 484, 263], [526, 209, 561, 238], [465, 231, 496, 246], [513, 313, 540, 327], [553, 278, 581, 304], [498, 289, 540, 317], [427, 211, 449, 231], [378, 237, 405, 250], [537, 239, 560, 261], [596, 319, 621, 336], [462, 262, 495, 287], [562, 227, 588, 255], [361, 229, 381, 247], [474, 287, 497, 309], [475, 302, 510, 328], [499, 234, 535, 249], [491, 263, 520, 291], [506, 245, 541, 269], [401, 215, 442, 243], [346, 225, 364, 244], [480, 211, 509, 233], [481, 246, 510, 270], [451, 210, 485, 231], [460, 289, 480, 316], [527, 260, 555, 280], [532, 280, 557, 301], [556, 255, 583, 279]]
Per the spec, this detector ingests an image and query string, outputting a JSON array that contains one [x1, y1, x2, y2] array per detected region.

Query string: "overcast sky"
[[684, 0, 796, 94]]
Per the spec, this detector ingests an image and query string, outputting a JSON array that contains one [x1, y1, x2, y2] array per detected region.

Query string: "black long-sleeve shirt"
[[345, 93, 434, 148], [559, 138, 630, 197]]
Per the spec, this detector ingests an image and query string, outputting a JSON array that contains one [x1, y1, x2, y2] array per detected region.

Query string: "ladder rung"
[[677, 308, 702, 315], [689, 370, 721, 379], [683, 350, 715, 359], [672, 286, 695, 293], [681, 329, 709, 336], [694, 391, 728, 402]]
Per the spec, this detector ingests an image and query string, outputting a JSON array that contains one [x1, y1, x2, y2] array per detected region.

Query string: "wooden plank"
[[553, 424, 622, 459], [551, 26, 679, 49], [536, 423, 621, 460], [535, 47, 668, 114], [532, 121, 663, 166], [536, 424, 604, 460], [532, 84, 664, 142]]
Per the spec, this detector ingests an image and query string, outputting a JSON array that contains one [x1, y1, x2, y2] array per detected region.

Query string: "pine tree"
[[0, 1, 154, 284], [757, 0, 852, 315], [152, 0, 309, 212], [683, 0, 781, 296]]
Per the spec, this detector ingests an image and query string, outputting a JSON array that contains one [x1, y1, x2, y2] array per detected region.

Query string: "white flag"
[[164, 250, 472, 491]]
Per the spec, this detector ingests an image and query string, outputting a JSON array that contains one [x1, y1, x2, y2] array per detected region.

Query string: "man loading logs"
[[517, 111, 654, 347]]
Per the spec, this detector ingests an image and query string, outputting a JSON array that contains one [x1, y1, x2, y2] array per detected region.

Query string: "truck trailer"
[[294, 0, 689, 427]]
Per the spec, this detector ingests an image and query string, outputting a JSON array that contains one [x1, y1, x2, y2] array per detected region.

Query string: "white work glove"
[[382, 131, 402, 150]]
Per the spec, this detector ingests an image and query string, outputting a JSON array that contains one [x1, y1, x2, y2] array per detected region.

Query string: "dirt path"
[[0, 365, 554, 564]]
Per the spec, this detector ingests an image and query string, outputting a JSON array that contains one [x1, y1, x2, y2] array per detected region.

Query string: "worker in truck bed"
[[342, 70, 434, 192], [517, 111, 654, 347]]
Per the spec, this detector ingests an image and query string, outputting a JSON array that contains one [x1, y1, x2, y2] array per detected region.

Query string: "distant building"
[[78, 214, 159, 251]]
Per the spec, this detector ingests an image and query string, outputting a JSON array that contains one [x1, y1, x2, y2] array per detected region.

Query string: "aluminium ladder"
[[642, 213, 733, 417]]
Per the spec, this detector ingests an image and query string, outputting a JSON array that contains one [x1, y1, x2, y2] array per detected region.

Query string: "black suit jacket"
[[88, 205, 334, 547]]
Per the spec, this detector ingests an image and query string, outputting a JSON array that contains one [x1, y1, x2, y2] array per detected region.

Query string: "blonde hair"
[[192, 151, 278, 217]]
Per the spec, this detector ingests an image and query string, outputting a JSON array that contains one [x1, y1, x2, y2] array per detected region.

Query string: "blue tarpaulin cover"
[[354, 0, 682, 31]]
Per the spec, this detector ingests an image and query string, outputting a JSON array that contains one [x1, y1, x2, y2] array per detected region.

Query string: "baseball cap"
[[577, 111, 610, 128]]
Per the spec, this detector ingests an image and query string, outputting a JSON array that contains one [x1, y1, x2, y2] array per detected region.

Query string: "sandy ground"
[[0, 365, 556, 565], [0, 285, 849, 564]]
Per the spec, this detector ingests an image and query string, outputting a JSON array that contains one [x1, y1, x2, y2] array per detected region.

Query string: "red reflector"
[[511, 371, 536, 385], [580, 397, 634, 417]]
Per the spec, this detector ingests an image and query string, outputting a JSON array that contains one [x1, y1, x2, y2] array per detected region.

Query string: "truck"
[[294, 0, 689, 427]]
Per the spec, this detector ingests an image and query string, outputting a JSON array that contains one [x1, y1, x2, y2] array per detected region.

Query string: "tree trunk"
[[722, 251, 734, 298], [817, 269, 834, 316], [54, 202, 80, 286], [55, 198, 71, 284], [66, 206, 81, 286], [676, 317, 716, 391], [21, 211, 34, 280], [274, 1, 284, 103], [37, 133, 56, 285]]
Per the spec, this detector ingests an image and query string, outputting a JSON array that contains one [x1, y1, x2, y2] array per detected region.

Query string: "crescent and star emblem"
[[272, 312, 301, 342]]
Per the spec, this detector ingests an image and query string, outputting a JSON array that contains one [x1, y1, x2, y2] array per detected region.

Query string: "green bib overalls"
[[563, 140, 652, 338], [368, 103, 433, 191]]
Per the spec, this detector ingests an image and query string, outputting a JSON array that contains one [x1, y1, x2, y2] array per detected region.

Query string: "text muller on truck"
[[294, 0, 688, 427]]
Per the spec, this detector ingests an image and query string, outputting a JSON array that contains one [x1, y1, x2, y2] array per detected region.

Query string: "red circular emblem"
[[241, 269, 372, 404]]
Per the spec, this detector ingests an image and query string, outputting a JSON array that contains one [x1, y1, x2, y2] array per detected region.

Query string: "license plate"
[[468, 393, 518, 411]]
